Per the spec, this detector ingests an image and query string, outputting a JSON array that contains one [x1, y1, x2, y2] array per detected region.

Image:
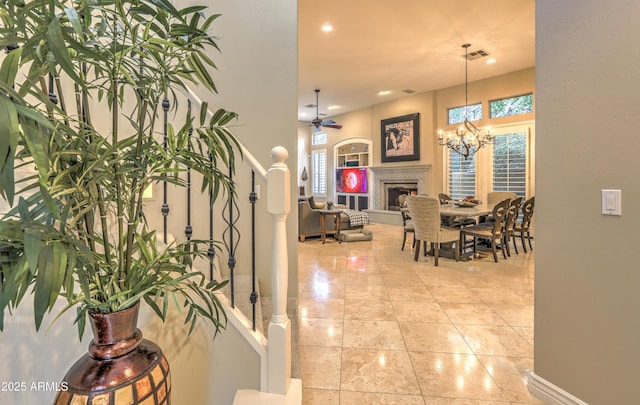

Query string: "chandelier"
[[438, 43, 494, 159]]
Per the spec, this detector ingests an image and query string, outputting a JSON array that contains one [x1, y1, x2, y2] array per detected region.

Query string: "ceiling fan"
[[311, 89, 342, 130]]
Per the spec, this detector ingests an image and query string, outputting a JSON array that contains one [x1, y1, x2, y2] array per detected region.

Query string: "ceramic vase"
[[53, 301, 171, 405]]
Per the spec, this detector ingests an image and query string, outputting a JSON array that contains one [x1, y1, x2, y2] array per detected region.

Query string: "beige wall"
[[304, 68, 535, 199], [200, 0, 298, 300], [144, 0, 299, 299], [535, 0, 640, 402]]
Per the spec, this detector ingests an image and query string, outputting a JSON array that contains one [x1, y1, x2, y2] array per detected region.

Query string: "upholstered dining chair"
[[487, 191, 517, 206], [503, 196, 523, 256], [400, 208, 415, 251], [460, 198, 511, 262], [513, 196, 535, 252], [406, 195, 460, 266], [479, 191, 518, 223]]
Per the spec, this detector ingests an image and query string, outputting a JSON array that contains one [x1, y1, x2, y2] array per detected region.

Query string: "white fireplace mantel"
[[369, 165, 431, 210]]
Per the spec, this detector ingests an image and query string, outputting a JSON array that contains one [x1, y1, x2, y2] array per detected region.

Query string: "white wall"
[[535, 1, 640, 402]]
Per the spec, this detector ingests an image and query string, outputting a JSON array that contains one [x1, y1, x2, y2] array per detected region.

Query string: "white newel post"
[[266, 146, 291, 394]]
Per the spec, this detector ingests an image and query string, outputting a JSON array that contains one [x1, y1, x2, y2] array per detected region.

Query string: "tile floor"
[[297, 222, 542, 405]]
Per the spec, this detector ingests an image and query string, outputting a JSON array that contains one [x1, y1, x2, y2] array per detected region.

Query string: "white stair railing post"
[[266, 146, 291, 394]]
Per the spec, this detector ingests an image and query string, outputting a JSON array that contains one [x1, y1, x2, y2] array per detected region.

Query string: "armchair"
[[298, 197, 361, 241]]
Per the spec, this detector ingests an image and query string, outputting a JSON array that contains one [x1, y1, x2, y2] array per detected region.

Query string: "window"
[[492, 132, 527, 197], [311, 149, 327, 196], [490, 94, 533, 118], [448, 148, 476, 200], [448, 103, 482, 125], [312, 132, 327, 146]]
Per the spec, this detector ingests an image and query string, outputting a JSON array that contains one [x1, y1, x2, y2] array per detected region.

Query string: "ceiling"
[[298, 0, 535, 123]]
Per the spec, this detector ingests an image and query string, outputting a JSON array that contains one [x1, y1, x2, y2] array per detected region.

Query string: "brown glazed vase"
[[53, 301, 171, 405]]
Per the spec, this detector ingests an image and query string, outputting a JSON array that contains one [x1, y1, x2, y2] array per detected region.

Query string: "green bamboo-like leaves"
[[23, 229, 41, 275], [47, 16, 83, 85], [0, 97, 18, 174], [0, 0, 237, 339]]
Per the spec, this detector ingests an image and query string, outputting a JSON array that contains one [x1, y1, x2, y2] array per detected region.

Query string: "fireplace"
[[385, 183, 418, 211], [369, 165, 431, 211]]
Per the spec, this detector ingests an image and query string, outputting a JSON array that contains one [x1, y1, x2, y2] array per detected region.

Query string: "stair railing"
[[169, 86, 292, 395]]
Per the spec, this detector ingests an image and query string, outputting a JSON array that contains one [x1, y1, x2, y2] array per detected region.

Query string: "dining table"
[[401, 202, 493, 220], [439, 203, 492, 218], [403, 201, 495, 261]]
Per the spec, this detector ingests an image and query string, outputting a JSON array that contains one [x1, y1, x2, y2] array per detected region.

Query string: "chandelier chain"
[[437, 43, 494, 159]]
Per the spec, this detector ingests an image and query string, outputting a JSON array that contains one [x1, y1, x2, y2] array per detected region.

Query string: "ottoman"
[[339, 228, 373, 242]]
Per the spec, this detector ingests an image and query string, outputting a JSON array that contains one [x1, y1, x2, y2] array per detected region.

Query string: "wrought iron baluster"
[[222, 168, 240, 309], [249, 170, 258, 331], [208, 153, 215, 280], [161, 95, 170, 244], [185, 100, 193, 241], [48, 73, 58, 105]]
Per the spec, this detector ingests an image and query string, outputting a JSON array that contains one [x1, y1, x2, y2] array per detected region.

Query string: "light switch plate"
[[601, 189, 622, 215]]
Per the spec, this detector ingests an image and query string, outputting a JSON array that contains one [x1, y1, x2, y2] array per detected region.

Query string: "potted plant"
[[0, 0, 238, 402]]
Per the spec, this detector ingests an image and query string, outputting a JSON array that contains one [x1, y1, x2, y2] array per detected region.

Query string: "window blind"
[[448, 149, 476, 200], [311, 149, 327, 196], [492, 132, 527, 197]]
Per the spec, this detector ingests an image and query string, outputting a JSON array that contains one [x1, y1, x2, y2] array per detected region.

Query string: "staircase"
[[148, 87, 301, 403], [223, 273, 301, 381]]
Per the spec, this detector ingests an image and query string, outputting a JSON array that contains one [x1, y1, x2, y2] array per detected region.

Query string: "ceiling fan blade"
[[322, 119, 342, 129]]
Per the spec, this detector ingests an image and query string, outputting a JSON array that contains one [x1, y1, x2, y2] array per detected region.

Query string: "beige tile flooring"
[[297, 222, 542, 405]]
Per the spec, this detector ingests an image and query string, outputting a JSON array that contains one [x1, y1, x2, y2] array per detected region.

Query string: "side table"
[[319, 210, 342, 244]]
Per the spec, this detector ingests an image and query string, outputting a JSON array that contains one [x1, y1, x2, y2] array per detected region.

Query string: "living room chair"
[[460, 198, 511, 262], [406, 195, 460, 266]]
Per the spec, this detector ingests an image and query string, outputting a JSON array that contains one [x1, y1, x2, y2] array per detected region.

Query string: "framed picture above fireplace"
[[381, 113, 420, 163]]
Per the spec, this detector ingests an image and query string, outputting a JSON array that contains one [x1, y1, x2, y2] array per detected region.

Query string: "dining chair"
[[400, 208, 415, 251], [479, 191, 518, 223], [513, 196, 535, 252], [406, 195, 460, 266], [503, 196, 523, 256], [460, 198, 511, 262], [438, 193, 453, 204]]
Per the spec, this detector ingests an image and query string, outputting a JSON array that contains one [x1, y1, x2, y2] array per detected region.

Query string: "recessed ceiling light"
[[378, 90, 391, 96], [486, 58, 496, 64], [328, 105, 340, 110], [321, 23, 333, 32]]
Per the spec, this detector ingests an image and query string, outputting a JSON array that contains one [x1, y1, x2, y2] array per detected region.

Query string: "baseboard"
[[527, 371, 588, 405]]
